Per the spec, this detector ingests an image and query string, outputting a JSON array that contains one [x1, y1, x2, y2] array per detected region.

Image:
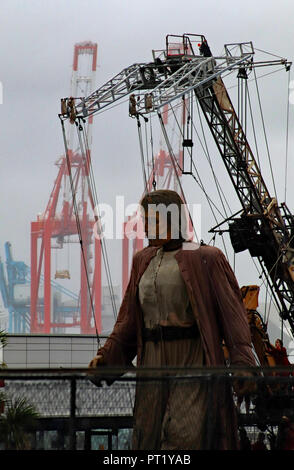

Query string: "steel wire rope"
[[262, 69, 292, 330], [194, 99, 232, 218], [254, 236, 294, 335], [254, 48, 286, 60], [245, 79, 262, 170], [249, 67, 294, 330], [171, 94, 232, 218], [169, 104, 179, 157], [264, 252, 280, 330], [228, 70, 291, 329], [186, 100, 231, 258], [157, 111, 199, 243], [264, 281, 282, 338], [256, 236, 294, 292], [74, 122, 106, 334], [79, 121, 118, 321], [176, 96, 232, 218], [149, 114, 156, 190], [144, 118, 151, 183], [92, 70, 288, 302], [77, 62, 288, 291], [60, 118, 101, 347], [157, 111, 223, 247], [168, 101, 227, 220], [174, 56, 291, 332], [244, 75, 248, 136], [80, 128, 118, 323], [284, 70, 291, 203], [82, 121, 117, 319], [136, 115, 148, 193], [258, 68, 293, 330], [225, 67, 284, 93], [191, 76, 291, 312], [167, 101, 230, 258], [246, 71, 289, 329], [226, 231, 266, 324], [264, 275, 270, 325], [253, 68, 278, 201], [282, 320, 292, 344]]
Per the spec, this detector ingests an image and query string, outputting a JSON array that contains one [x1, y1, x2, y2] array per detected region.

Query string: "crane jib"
[[58, 35, 294, 336]]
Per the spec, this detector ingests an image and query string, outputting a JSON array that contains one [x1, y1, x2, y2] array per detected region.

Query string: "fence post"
[[69, 378, 76, 450], [205, 374, 215, 449]]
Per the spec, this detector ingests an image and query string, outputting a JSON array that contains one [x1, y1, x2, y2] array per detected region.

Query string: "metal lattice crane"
[[31, 42, 102, 334], [59, 34, 293, 337], [0, 242, 79, 333]]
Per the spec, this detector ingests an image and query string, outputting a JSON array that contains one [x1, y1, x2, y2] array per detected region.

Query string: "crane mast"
[[32, 41, 101, 334], [194, 75, 294, 336], [59, 34, 293, 336]]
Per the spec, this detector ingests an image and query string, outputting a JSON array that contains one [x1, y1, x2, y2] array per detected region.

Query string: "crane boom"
[[194, 76, 294, 336], [59, 34, 293, 336]]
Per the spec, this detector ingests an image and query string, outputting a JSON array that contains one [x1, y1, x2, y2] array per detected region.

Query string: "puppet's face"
[[144, 207, 171, 246]]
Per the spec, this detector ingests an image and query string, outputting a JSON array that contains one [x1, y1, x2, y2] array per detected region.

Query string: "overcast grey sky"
[[0, 0, 293, 338]]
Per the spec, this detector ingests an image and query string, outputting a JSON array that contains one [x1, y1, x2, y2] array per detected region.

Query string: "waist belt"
[[142, 324, 198, 343]]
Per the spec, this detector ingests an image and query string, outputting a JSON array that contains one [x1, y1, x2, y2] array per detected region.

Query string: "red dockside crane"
[[30, 42, 102, 334]]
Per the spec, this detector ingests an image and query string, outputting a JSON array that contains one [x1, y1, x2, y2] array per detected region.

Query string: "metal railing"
[[0, 365, 293, 450]]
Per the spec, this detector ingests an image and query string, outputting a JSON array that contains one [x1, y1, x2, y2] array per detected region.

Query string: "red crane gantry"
[[30, 42, 101, 334]]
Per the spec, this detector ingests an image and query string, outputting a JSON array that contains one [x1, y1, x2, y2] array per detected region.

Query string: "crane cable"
[[221, 73, 291, 329], [144, 118, 151, 183], [194, 99, 232, 218], [77, 120, 118, 322], [168, 101, 227, 220], [149, 114, 157, 190], [263, 70, 292, 328], [245, 79, 262, 170], [253, 67, 278, 201], [284, 70, 291, 204], [135, 115, 148, 193], [166, 100, 230, 259], [236, 73, 292, 331], [182, 98, 231, 258], [157, 111, 200, 244], [168, 82, 291, 333], [60, 117, 101, 348], [171, 81, 292, 334], [248, 69, 293, 333]]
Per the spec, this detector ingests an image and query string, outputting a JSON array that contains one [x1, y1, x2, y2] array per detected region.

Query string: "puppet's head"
[[140, 189, 189, 249]]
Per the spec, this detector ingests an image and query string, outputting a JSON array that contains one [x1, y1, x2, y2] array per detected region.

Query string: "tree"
[[0, 396, 39, 450], [0, 329, 7, 414], [0, 330, 39, 450], [0, 329, 7, 368]]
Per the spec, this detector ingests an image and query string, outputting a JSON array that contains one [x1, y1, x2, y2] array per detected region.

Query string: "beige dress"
[[132, 246, 208, 450]]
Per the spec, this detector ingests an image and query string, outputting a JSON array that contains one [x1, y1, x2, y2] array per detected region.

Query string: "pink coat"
[[98, 241, 257, 449]]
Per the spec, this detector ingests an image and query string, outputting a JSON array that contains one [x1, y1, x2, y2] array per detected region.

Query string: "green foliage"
[[0, 396, 39, 449], [0, 330, 7, 349], [0, 329, 7, 369], [0, 390, 6, 408], [0, 329, 38, 449]]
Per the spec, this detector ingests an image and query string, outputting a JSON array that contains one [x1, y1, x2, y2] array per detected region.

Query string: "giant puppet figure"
[[89, 189, 256, 450]]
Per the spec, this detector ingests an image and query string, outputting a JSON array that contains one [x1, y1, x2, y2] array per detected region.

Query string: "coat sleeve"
[[206, 248, 256, 367], [96, 253, 139, 367]]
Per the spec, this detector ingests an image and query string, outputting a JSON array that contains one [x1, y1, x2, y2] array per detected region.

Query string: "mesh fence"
[[0, 366, 293, 450], [4, 379, 135, 417]]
